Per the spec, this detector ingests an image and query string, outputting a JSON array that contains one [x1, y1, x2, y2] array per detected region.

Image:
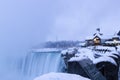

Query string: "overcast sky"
[[47, 0, 120, 41], [0, 0, 120, 55]]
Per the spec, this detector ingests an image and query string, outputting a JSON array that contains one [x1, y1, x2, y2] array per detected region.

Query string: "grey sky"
[[47, 0, 120, 41], [0, 0, 120, 55]]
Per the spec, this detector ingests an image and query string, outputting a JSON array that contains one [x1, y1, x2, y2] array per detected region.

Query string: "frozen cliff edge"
[[33, 72, 90, 80]]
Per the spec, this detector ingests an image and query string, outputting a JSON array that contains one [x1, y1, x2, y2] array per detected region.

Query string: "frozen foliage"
[[34, 72, 90, 80]]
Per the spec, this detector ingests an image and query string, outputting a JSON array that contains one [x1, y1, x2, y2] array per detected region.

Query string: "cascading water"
[[0, 49, 64, 80], [21, 49, 64, 80]]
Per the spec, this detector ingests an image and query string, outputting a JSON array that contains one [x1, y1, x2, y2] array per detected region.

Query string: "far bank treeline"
[[42, 41, 81, 48]]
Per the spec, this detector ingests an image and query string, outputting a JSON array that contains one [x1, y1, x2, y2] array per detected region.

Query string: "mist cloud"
[[0, 0, 55, 56]]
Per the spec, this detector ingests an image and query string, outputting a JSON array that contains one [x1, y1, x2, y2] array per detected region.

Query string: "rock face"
[[67, 61, 89, 78], [96, 54, 120, 80], [67, 55, 120, 80], [67, 58, 106, 80], [96, 62, 118, 80]]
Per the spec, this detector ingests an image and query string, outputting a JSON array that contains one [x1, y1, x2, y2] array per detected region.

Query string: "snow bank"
[[94, 46, 116, 51], [117, 46, 120, 52], [78, 48, 95, 60], [33, 72, 90, 80], [69, 48, 95, 62], [69, 55, 88, 62], [93, 56, 117, 65], [61, 47, 77, 55]]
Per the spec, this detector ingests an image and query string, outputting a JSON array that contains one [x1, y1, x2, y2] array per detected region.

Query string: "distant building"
[[105, 36, 120, 46], [85, 28, 120, 46]]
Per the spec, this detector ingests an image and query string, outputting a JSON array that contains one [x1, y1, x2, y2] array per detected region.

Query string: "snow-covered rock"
[[61, 47, 77, 55], [69, 48, 95, 62], [69, 55, 89, 62], [33, 72, 90, 80], [78, 48, 95, 60], [61, 46, 120, 65], [93, 56, 117, 65], [117, 46, 120, 52], [93, 46, 116, 52]]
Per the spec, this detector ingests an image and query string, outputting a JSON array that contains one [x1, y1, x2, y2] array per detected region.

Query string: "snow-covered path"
[[34, 72, 90, 80]]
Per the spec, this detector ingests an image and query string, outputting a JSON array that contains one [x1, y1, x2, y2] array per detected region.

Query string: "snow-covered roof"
[[34, 72, 90, 80], [94, 32, 102, 38], [105, 41, 120, 44], [86, 35, 114, 40]]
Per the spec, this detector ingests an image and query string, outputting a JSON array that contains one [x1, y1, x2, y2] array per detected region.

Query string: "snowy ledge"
[[33, 72, 90, 80], [32, 48, 61, 53], [93, 56, 117, 66]]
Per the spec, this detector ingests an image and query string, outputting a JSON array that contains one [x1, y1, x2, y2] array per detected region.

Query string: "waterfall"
[[21, 49, 64, 80], [0, 49, 64, 80]]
